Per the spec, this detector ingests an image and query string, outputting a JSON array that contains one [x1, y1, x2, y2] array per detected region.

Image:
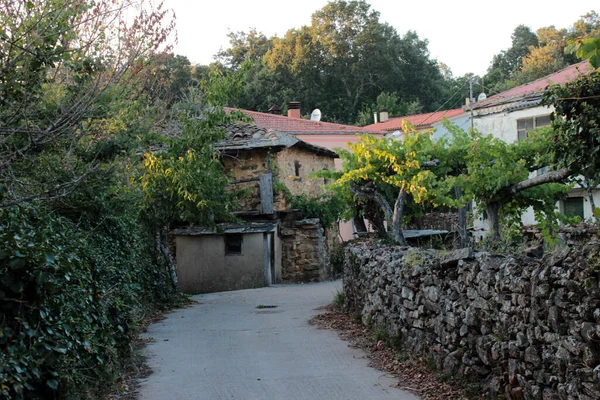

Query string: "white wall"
[[473, 105, 554, 143], [431, 114, 471, 141]]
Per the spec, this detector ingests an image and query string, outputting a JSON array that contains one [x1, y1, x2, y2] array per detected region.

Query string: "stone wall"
[[410, 211, 459, 232], [221, 149, 271, 212], [280, 218, 331, 282], [343, 242, 600, 399], [221, 146, 334, 213], [275, 146, 334, 202]]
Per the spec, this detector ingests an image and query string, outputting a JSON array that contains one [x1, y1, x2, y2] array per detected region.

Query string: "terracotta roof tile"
[[364, 108, 465, 132], [224, 107, 381, 134], [474, 60, 594, 110]]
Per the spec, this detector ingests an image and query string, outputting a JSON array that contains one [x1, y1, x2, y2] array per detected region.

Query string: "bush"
[[0, 198, 173, 399]]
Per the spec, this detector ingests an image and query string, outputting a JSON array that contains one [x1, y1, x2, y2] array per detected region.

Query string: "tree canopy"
[[485, 11, 600, 92], [206, 1, 444, 124]]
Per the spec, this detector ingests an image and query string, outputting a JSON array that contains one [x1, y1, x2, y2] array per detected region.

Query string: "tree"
[[485, 12, 600, 92], [0, 2, 181, 397], [140, 67, 249, 291], [145, 52, 195, 104], [0, 0, 175, 208], [327, 126, 452, 245], [485, 25, 539, 92], [355, 92, 422, 126], [543, 56, 600, 219], [513, 44, 565, 85], [446, 124, 570, 242], [215, 29, 273, 70], [261, 1, 442, 123]]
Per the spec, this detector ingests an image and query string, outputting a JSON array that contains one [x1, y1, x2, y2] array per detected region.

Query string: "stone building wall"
[[221, 146, 334, 213], [343, 242, 600, 399], [222, 149, 270, 212], [275, 147, 334, 201], [280, 218, 331, 282]]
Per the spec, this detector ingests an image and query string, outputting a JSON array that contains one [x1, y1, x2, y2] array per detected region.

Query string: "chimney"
[[373, 112, 378, 124], [287, 101, 301, 119], [268, 105, 281, 115], [379, 109, 389, 123]]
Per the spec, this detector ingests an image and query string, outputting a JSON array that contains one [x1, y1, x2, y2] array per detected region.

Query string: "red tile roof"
[[364, 108, 465, 132], [224, 107, 381, 134], [474, 60, 594, 110]]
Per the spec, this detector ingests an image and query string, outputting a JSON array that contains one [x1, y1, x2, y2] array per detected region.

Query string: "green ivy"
[[0, 197, 173, 399], [289, 193, 345, 229]]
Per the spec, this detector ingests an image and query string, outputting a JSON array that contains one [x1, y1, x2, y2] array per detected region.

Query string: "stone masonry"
[[280, 218, 331, 282], [343, 241, 600, 399]]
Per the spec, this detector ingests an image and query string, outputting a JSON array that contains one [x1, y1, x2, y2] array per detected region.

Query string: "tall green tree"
[[0, 0, 175, 208], [261, 0, 442, 123], [485, 11, 600, 91], [485, 25, 539, 92], [0, 1, 181, 398], [355, 92, 422, 126]]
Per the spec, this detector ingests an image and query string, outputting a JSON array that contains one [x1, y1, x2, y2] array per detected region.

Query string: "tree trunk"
[[349, 182, 407, 245], [352, 214, 368, 235], [486, 202, 501, 243], [156, 225, 179, 292], [391, 189, 408, 246], [455, 186, 469, 248], [587, 181, 597, 222]]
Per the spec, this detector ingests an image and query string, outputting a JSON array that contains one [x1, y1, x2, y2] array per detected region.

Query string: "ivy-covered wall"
[[1, 201, 174, 399], [343, 242, 600, 399]]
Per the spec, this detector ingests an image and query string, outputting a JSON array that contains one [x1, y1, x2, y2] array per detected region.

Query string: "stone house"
[[171, 123, 339, 294], [224, 104, 383, 240]]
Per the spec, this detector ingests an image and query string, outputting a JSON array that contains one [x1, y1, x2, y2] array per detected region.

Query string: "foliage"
[[445, 123, 570, 241], [485, 25, 539, 92], [355, 92, 423, 126], [330, 244, 346, 276], [326, 130, 454, 243], [485, 12, 600, 92], [0, 0, 175, 208], [566, 37, 600, 68], [140, 65, 251, 228], [289, 193, 346, 229], [325, 118, 573, 245], [0, 1, 235, 398], [544, 67, 600, 184], [205, 1, 443, 123], [0, 188, 174, 399], [332, 290, 345, 309]]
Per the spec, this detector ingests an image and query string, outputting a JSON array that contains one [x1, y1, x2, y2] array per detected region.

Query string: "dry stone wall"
[[343, 242, 600, 399], [280, 218, 331, 282]]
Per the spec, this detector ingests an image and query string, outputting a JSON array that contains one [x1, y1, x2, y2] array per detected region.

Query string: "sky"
[[163, 0, 598, 77]]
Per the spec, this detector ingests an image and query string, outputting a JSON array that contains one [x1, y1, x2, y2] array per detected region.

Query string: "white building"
[[471, 61, 597, 226]]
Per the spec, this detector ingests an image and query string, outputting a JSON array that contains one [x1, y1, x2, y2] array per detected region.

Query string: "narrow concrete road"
[[137, 281, 418, 400]]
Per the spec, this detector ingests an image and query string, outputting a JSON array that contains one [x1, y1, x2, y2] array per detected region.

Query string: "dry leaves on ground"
[[309, 306, 483, 400]]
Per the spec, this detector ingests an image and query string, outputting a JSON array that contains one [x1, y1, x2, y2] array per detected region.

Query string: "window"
[[322, 166, 330, 185], [294, 160, 301, 177], [563, 197, 584, 220], [224, 234, 243, 255], [517, 115, 551, 140]]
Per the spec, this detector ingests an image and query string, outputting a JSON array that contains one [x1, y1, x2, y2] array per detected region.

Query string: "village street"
[[137, 281, 418, 400]]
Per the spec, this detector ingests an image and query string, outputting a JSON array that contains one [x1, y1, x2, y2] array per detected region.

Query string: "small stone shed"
[[171, 223, 280, 294], [171, 123, 339, 294]]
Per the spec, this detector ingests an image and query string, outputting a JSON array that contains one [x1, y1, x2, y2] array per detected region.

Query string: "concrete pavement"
[[137, 281, 419, 400]]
